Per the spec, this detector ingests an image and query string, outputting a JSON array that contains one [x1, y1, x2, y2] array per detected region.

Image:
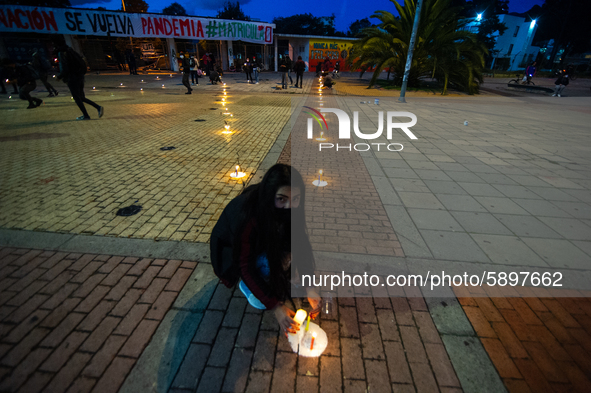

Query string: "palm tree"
[[348, 0, 487, 94]]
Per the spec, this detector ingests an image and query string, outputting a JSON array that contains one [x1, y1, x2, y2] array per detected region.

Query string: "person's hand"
[[274, 304, 298, 335], [306, 288, 322, 319]]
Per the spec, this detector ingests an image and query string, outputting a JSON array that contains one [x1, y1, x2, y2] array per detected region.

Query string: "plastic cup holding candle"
[[313, 169, 328, 187], [230, 165, 246, 179], [315, 132, 326, 141]]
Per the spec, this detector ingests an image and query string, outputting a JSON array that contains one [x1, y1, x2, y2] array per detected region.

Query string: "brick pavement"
[[167, 278, 461, 393], [277, 78, 404, 256], [2, 71, 591, 392], [0, 247, 195, 392], [454, 284, 591, 393], [0, 75, 293, 243]]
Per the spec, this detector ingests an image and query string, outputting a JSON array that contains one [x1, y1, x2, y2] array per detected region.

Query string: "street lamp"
[[476, 13, 482, 21]]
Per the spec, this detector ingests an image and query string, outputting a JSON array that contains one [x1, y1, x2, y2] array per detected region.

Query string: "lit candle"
[[120, 83, 123, 86], [235, 165, 239, 177], [318, 169, 323, 184], [293, 309, 307, 326], [310, 332, 316, 350], [141, 79, 144, 82], [305, 315, 310, 332], [93, 86, 95, 90], [140, 88, 143, 91]]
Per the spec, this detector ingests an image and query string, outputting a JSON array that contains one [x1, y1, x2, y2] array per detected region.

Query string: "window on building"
[[507, 44, 514, 56], [513, 26, 520, 37], [299, 46, 305, 53]]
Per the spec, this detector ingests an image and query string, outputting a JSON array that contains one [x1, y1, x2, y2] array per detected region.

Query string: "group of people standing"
[[278, 55, 306, 89], [243, 57, 262, 84], [179, 52, 224, 93]]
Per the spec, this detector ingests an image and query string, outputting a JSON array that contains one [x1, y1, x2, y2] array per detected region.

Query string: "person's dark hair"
[[297, 56, 302, 60], [235, 164, 308, 300]]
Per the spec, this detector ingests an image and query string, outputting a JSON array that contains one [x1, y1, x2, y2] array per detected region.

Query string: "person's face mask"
[[274, 207, 291, 224]]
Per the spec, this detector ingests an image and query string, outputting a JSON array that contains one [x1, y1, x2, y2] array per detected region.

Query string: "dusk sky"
[[72, 0, 545, 32]]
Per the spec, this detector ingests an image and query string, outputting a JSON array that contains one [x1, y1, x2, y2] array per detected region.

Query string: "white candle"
[[293, 309, 307, 326]]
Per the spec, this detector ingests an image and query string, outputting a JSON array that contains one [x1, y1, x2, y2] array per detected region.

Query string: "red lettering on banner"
[[15, 9, 28, 29], [42, 11, 57, 31], [154, 17, 163, 35], [0, 10, 7, 27], [7, 9, 22, 29], [179, 18, 189, 36], [196, 20, 203, 37], [25, 10, 35, 30], [141, 17, 146, 34], [173, 18, 178, 36], [163, 18, 172, 35], [32, 9, 44, 30], [147, 17, 154, 34]]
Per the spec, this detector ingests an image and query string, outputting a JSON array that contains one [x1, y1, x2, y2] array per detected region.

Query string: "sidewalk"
[[1, 72, 591, 392]]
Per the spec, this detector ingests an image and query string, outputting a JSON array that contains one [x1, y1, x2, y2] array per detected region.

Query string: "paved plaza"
[[1, 71, 591, 392]]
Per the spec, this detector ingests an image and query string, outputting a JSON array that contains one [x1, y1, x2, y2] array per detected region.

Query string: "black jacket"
[[181, 57, 191, 74], [15, 64, 35, 87], [294, 60, 306, 74]]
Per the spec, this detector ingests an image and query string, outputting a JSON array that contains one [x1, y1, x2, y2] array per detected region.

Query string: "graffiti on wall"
[[308, 39, 356, 71]]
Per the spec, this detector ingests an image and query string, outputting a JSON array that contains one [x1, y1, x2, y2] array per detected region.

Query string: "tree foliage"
[[162, 2, 187, 16], [531, 0, 591, 56], [123, 0, 148, 13], [348, 18, 372, 37], [217, 1, 250, 20], [451, 0, 507, 57], [348, 0, 487, 94], [273, 13, 336, 36]]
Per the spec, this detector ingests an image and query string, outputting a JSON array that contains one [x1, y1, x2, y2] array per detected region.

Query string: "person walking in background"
[[552, 70, 569, 97], [180, 52, 192, 94], [190, 54, 199, 86], [56, 44, 103, 120], [200, 53, 210, 75], [128, 50, 137, 75], [322, 57, 332, 77], [285, 55, 293, 85], [523, 61, 536, 84], [244, 58, 253, 83], [30, 49, 58, 97], [209, 53, 216, 72], [252, 57, 261, 84], [315, 61, 322, 77], [279, 59, 288, 89], [9, 61, 43, 109], [293, 56, 306, 88]]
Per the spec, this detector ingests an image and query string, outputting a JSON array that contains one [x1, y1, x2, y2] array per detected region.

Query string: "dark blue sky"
[[73, 0, 545, 32]]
